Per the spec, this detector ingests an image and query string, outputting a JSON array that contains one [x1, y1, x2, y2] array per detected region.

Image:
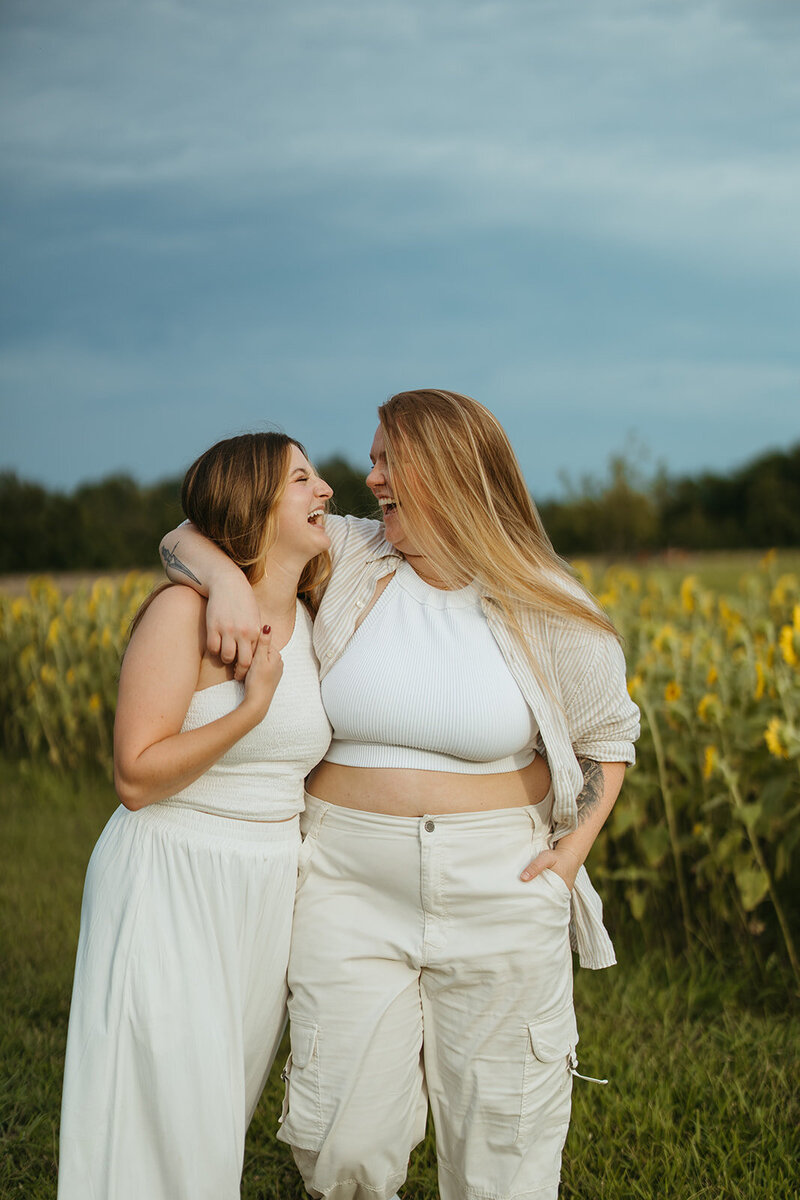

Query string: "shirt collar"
[[365, 545, 403, 567]]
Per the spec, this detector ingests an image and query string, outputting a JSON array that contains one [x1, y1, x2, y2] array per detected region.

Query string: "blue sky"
[[2, 0, 799, 501]]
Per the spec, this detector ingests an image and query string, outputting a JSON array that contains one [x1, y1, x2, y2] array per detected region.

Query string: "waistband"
[[301, 790, 617, 970], [302, 788, 553, 839], [124, 802, 300, 846]]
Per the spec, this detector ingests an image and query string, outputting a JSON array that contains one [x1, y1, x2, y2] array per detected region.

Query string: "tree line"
[[0, 458, 376, 573], [538, 442, 800, 557], [1, 443, 798, 572]]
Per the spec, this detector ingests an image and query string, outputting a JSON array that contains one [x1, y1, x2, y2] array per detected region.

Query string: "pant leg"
[[58, 805, 298, 1200], [279, 799, 429, 1200], [419, 808, 576, 1200], [238, 821, 299, 1123]]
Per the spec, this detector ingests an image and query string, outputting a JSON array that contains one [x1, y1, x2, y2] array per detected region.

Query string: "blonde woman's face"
[[366, 426, 419, 556]]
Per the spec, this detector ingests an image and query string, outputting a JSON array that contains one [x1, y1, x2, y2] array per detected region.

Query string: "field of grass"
[[1, 757, 798, 1199]]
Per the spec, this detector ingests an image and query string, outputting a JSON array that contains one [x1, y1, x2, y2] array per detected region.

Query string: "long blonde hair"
[[133, 433, 330, 634], [378, 389, 617, 638]]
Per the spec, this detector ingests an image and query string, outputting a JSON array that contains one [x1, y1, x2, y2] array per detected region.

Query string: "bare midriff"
[[306, 753, 552, 817]]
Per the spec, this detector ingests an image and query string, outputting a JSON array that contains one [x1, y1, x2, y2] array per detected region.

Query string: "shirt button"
[[424, 819, 435, 832], [355, 599, 364, 609]]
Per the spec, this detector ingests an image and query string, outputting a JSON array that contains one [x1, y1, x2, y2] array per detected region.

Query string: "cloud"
[[2, 0, 799, 275], [2, 0, 799, 495]]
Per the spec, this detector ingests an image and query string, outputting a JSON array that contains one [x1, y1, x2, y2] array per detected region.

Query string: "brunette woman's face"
[[365, 426, 420, 556], [273, 445, 333, 561]]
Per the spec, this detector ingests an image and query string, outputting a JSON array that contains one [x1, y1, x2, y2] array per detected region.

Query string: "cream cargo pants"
[[278, 795, 577, 1200]]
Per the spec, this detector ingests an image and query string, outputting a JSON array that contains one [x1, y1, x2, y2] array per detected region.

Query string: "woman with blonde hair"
[[58, 432, 333, 1200], [161, 391, 639, 1200]]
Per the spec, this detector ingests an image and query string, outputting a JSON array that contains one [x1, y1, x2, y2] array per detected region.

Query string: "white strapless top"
[[161, 603, 332, 820]]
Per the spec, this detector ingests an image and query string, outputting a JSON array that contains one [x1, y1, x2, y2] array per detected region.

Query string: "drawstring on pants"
[[569, 1050, 608, 1085]]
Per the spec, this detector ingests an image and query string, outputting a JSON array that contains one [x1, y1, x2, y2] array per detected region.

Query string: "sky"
[[1, 0, 799, 502]]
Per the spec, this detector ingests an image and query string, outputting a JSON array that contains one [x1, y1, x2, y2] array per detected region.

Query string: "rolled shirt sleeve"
[[563, 633, 640, 764]]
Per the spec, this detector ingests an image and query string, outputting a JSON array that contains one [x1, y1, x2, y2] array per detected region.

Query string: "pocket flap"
[[290, 1019, 318, 1069], [528, 1004, 578, 1063]]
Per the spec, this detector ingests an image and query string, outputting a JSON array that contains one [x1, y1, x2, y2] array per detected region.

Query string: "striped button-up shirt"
[[315, 515, 640, 969]]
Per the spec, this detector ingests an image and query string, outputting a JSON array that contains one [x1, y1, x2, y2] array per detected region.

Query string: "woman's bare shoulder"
[[148, 582, 207, 617], [129, 584, 208, 649]]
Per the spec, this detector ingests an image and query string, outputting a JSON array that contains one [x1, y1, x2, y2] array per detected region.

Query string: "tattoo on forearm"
[[160, 541, 202, 585], [575, 756, 605, 825]]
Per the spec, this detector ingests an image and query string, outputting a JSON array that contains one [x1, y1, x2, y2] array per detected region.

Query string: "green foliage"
[[0, 574, 155, 775], [539, 441, 800, 556], [0, 470, 182, 572], [661, 445, 800, 551], [541, 451, 662, 557], [0, 472, 81, 572], [580, 555, 800, 987], [4, 440, 800, 572], [317, 455, 377, 519], [71, 475, 184, 569], [0, 758, 115, 1196]]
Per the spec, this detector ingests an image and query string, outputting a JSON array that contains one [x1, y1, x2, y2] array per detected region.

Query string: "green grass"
[[1, 758, 798, 1199]]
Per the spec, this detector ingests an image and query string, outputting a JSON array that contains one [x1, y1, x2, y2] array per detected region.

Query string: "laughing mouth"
[[378, 497, 398, 515], [307, 509, 325, 525]]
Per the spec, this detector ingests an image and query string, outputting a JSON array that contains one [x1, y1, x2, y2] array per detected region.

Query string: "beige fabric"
[[279, 794, 577, 1200], [315, 514, 641, 969]]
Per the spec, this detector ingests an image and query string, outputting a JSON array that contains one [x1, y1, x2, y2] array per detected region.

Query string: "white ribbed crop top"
[[161, 603, 332, 820], [321, 559, 538, 773]]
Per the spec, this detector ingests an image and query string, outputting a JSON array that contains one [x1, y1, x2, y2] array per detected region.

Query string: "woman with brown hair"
[[160, 391, 639, 1200], [58, 433, 333, 1200]]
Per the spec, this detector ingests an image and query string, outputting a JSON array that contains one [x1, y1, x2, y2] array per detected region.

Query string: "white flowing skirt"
[[58, 802, 300, 1200]]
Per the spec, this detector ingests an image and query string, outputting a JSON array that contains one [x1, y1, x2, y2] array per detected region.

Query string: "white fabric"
[[163, 602, 331, 820], [315, 514, 640, 969], [279, 793, 577, 1200], [58, 804, 299, 1200], [322, 558, 537, 773], [58, 602, 328, 1197]]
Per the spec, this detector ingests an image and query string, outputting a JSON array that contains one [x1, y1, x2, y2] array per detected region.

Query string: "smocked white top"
[[322, 559, 538, 773], [162, 603, 332, 820]]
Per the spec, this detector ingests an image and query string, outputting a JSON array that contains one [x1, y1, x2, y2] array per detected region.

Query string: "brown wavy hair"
[[181, 432, 330, 602], [133, 432, 331, 635], [378, 389, 617, 638]]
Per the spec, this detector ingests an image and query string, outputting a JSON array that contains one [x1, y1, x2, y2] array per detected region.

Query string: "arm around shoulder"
[[159, 521, 261, 670], [323, 512, 393, 566]]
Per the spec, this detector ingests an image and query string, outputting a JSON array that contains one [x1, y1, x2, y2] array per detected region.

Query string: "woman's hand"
[[159, 523, 261, 679], [519, 761, 627, 892], [241, 626, 284, 722], [207, 575, 262, 680], [520, 845, 582, 892]]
